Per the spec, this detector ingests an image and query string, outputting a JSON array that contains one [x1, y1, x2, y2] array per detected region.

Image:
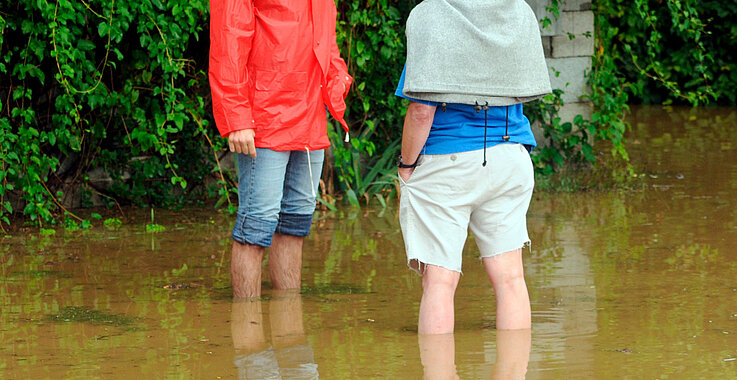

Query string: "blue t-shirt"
[[395, 65, 536, 155]]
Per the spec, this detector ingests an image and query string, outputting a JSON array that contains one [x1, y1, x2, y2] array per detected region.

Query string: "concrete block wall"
[[525, 0, 594, 120]]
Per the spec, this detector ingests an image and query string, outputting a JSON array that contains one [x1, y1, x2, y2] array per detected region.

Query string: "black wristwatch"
[[398, 155, 419, 169]]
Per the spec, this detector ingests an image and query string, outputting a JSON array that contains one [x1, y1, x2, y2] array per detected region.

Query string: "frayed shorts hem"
[[407, 258, 463, 276], [479, 240, 531, 259]]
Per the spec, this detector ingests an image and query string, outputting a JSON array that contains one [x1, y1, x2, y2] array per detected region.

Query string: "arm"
[[399, 102, 436, 182], [209, 0, 257, 156], [328, 31, 353, 98]]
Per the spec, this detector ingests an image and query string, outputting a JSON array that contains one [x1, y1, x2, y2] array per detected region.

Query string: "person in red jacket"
[[209, 0, 352, 298]]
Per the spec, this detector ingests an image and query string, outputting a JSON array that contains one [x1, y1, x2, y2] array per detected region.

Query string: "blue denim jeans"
[[232, 148, 324, 247]]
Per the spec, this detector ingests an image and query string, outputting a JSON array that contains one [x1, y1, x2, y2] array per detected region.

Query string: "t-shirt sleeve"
[[395, 64, 436, 106]]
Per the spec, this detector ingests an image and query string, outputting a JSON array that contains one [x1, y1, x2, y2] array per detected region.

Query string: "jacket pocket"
[[252, 70, 308, 129], [254, 70, 307, 93]]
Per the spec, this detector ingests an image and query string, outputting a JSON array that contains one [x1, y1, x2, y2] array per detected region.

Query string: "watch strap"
[[398, 155, 419, 168]]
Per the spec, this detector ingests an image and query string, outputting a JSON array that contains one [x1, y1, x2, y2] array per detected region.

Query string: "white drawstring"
[[305, 146, 316, 198], [344, 131, 349, 142]]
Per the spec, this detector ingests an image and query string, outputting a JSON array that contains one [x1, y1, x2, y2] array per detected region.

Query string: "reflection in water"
[[231, 291, 318, 379], [2, 106, 737, 378], [492, 329, 531, 380], [419, 333, 458, 380], [419, 329, 531, 380]]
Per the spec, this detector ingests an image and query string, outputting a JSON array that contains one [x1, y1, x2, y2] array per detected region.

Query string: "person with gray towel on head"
[[395, 0, 551, 334]]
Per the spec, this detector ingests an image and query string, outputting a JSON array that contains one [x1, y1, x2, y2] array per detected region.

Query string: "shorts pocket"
[[511, 144, 535, 192], [398, 155, 431, 186]]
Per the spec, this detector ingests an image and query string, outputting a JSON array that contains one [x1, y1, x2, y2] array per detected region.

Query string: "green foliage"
[[527, 0, 723, 173], [526, 90, 599, 175], [39, 228, 55, 236], [48, 306, 138, 326], [585, 12, 634, 172], [170, 263, 188, 276], [2, 0, 726, 226], [145, 208, 164, 233], [336, 0, 412, 139], [62, 211, 92, 230], [1, 0, 229, 229], [145, 224, 165, 233], [103, 217, 122, 229], [63, 216, 80, 231], [326, 0, 416, 207], [330, 0, 630, 192], [599, 0, 732, 105], [327, 120, 400, 209], [527, 10, 634, 174]]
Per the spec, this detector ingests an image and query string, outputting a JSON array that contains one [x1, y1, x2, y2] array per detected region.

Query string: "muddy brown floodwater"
[[2, 106, 737, 379]]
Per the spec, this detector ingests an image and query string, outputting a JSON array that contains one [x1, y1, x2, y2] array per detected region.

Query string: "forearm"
[[401, 102, 436, 164], [209, 0, 255, 137], [329, 40, 352, 97]]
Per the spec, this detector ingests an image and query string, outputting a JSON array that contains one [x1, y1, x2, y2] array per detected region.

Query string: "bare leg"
[[269, 233, 304, 290], [231, 241, 265, 298], [418, 333, 459, 380], [483, 249, 531, 330], [231, 299, 268, 353], [418, 264, 461, 334], [491, 328, 531, 380]]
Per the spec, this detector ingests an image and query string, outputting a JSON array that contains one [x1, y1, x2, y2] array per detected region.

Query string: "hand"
[[398, 167, 415, 183], [228, 129, 257, 158], [343, 75, 352, 97]]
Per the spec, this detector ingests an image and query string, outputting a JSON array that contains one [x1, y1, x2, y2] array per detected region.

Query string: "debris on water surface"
[[48, 306, 137, 326], [616, 348, 633, 353], [163, 282, 202, 290], [300, 284, 368, 295]]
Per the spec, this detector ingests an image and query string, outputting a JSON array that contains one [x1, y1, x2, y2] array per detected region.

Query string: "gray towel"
[[403, 0, 552, 106]]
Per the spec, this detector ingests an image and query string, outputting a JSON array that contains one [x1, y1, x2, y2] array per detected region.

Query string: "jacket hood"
[[403, 0, 552, 106]]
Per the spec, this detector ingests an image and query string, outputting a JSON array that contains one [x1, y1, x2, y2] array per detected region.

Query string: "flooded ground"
[[2, 106, 737, 379]]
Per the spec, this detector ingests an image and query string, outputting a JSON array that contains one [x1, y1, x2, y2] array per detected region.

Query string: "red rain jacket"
[[209, 0, 353, 151]]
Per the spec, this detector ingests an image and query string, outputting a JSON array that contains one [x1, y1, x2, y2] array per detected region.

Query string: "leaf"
[[386, 6, 401, 20], [98, 21, 109, 37], [316, 196, 337, 212], [345, 189, 360, 208], [374, 193, 387, 208], [77, 40, 95, 51]]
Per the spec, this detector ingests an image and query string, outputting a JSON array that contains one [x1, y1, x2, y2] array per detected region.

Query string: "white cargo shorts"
[[398, 143, 534, 274]]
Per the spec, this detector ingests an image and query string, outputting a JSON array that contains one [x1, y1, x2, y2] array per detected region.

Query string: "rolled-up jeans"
[[232, 148, 324, 247]]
